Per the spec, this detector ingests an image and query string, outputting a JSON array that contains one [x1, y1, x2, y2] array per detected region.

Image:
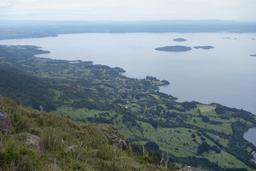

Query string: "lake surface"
[[0, 33, 256, 113], [244, 128, 256, 146]]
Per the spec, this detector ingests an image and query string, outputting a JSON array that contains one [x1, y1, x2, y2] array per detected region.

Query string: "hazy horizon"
[[1, 19, 256, 22], [0, 0, 255, 21]]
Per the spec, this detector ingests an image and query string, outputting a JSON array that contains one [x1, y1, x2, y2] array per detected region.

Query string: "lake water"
[[0, 33, 256, 113], [244, 128, 256, 146]]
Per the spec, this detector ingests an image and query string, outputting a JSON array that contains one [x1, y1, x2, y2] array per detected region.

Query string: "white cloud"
[[0, 0, 12, 8], [0, 0, 255, 21]]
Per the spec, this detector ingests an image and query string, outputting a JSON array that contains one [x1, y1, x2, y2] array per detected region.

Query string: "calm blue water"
[[0, 33, 256, 113], [244, 128, 256, 146]]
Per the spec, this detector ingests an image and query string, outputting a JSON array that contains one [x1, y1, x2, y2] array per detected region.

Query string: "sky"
[[0, 0, 255, 21]]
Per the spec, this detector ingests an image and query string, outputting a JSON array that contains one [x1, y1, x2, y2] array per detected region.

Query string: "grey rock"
[[0, 111, 12, 133], [16, 132, 41, 150]]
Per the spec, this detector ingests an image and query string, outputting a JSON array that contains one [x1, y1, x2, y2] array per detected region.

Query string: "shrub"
[[144, 141, 160, 153]]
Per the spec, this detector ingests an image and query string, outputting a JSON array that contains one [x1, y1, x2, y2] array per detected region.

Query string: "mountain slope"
[[0, 97, 175, 171]]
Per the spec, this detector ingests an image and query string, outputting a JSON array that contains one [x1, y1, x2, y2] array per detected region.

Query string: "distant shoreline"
[[1, 20, 256, 40]]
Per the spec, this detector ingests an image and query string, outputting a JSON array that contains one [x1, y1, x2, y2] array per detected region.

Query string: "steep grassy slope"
[[0, 45, 256, 170], [0, 97, 175, 171]]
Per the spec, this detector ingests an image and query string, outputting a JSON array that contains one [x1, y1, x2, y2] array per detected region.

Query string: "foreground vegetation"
[[0, 45, 256, 170], [0, 97, 176, 171]]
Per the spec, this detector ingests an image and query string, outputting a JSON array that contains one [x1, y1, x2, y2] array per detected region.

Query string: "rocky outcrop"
[[16, 132, 41, 150], [96, 125, 129, 150], [0, 110, 12, 133], [179, 166, 192, 171], [65, 144, 78, 153]]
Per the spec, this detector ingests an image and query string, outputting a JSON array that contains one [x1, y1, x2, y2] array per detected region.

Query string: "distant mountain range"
[[0, 20, 256, 40]]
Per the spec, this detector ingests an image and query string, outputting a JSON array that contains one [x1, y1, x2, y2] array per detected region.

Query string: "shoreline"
[[1, 31, 256, 41], [1, 44, 256, 170]]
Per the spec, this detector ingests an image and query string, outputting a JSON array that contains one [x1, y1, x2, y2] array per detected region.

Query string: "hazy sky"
[[0, 0, 255, 21]]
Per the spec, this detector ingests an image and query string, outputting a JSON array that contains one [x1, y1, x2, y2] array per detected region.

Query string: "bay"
[[0, 33, 255, 113]]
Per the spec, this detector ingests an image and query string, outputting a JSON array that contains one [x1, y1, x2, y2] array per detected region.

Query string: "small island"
[[173, 38, 187, 42], [155, 45, 192, 52], [250, 54, 256, 57], [223, 37, 231, 39], [194, 46, 214, 50]]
